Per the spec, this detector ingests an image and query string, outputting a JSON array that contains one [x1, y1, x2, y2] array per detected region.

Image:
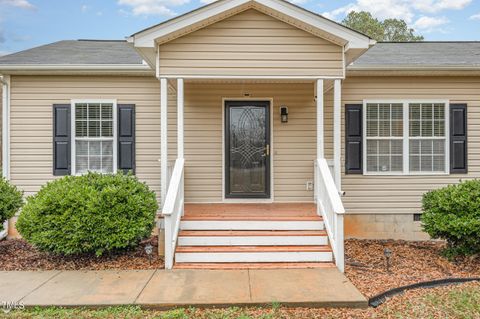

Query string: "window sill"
[[362, 172, 449, 176]]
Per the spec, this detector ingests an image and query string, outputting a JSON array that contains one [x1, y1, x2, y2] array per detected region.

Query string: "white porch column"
[[1, 75, 10, 180], [177, 78, 184, 159], [316, 79, 324, 159], [160, 78, 168, 204], [333, 79, 342, 190]]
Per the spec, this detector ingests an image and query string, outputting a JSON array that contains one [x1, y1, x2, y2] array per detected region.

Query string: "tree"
[[342, 11, 424, 42]]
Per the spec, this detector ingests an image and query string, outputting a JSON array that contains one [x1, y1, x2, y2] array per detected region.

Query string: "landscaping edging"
[[369, 277, 480, 307]]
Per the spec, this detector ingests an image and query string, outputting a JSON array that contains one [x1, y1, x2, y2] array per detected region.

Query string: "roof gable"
[[128, 0, 374, 66]]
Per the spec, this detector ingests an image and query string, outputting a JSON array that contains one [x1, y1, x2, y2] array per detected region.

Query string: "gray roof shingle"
[[1, 40, 480, 69], [352, 42, 480, 68], [0, 40, 143, 65]]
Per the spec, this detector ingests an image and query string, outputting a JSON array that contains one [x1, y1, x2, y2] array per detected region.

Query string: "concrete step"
[[179, 220, 324, 231], [177, 230, 329, 246], [173, 262, 336, 269], [175, 245, 333, 263]]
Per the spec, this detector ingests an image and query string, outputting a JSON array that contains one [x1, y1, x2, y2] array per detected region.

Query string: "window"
[[364, 101, 448, 175], [72, 101, 116, 174]]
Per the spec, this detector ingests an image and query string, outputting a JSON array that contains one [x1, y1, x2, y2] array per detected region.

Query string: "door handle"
[[262, 144, 270, 157]]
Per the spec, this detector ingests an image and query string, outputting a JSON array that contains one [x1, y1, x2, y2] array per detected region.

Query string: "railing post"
[[335, 213, 345, 272], [164, 217, 173, 269]]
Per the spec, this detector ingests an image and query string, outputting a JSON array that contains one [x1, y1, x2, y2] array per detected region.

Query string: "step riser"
[[180, 221, 324, 231], [178, 236, 328, 246], [175, 252, 333, 263]]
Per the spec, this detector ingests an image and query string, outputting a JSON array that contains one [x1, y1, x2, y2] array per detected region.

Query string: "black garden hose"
[[368, 277, 480, 307]]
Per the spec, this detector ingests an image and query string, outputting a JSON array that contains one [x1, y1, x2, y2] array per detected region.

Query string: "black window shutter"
[[53, 104, 71, 176], [450, 104, 467, 173], [345, 104, 363, 174], [117, 104, 136, 174]]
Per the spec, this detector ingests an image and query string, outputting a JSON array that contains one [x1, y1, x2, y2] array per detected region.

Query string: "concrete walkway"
[[0, 268, 367, 309]]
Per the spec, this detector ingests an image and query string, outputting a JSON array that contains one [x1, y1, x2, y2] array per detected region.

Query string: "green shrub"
[[16, 172, 158, 256], [0, 177, 23, 232], [422, 179, 480, 257]]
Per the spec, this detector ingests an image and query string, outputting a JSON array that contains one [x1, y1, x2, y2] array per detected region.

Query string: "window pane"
[[89, 141, 101, 156], [102, 141, 113, 156], [89, 121, 100, 137], [90, 156, 102, 171], [76, 104, 87, 120], [89, 104, 101, 120], [76, 121, 87, 137], [409, 139, 445, 172], [101, 121, 113, 137], [366, 139, 403, 173], [102, 156, 113, 173], [76, 141, 89, 174], [101, 104, 113, 120]]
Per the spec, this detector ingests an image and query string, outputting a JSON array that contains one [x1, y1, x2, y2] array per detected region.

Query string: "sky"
[[0, 0, 480, 56]]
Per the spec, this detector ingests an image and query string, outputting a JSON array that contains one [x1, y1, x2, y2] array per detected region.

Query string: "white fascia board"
[[0, 64, 152, 71], [130, 0, 372, 50], [348, 64, 480, 71], [255, 0, 371, 49], [131, 0, 250, 48], [0, 64, 154, 76]]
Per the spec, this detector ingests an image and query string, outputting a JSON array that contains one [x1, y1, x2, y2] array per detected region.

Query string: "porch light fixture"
[[280, 106, 288, 123]]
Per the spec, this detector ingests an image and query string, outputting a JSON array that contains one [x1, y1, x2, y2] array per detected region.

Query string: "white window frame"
[[71, 99, 118, 175], [363, 99, 450, 176]]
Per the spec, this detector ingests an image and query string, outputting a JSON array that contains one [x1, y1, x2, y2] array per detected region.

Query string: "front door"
[[225, 101, 270, 199]]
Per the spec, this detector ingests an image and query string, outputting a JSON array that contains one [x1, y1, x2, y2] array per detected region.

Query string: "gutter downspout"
[[0, 74, 10, 240]]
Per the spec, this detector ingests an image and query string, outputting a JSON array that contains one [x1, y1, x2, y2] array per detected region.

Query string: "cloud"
[[0, 0, 35, 10], [470, 13, 480, 20], [81, 4, 89, 13], [118, 0, 190, 16], [413, 15, 449, 31], [323, 0, 471, 23], [412, 0, 471, 13]]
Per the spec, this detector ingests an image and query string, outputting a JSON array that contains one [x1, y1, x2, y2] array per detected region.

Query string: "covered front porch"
[[159, 79, 345, 270]]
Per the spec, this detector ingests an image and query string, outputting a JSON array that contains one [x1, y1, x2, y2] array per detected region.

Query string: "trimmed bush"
[[16, 172, 158, 256], [0, 177, 23, 232], [422, 179, 480, 257]]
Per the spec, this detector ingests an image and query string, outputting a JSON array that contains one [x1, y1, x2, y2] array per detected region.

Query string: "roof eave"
[[0, 64, 154, 75]]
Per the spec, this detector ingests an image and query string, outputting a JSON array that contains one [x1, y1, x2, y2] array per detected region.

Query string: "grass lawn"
[[2, 282, 479, 319]]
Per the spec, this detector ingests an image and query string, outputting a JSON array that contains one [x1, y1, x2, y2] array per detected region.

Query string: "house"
[[0, 0, 478, 271]]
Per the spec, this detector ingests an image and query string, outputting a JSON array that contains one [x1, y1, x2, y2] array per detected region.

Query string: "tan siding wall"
[[9, 76, 162, 201], [339, 76, 480, 215], [159, 9, 343, 77], [183, 82, 316, 202]]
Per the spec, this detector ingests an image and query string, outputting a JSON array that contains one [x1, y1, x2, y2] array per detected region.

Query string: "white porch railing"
[[314, 158, 345, 272], [162, 158, 185, 269]]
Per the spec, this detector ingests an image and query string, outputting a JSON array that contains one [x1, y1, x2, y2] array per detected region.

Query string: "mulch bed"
[[0, 236, 164, 271], [344, 239, 480, 298]]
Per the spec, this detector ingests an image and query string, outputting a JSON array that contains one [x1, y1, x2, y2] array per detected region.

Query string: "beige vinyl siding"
[[183, 82, 316, 202], [158, 9, 344, 77], [339, 76, 480, 215], [9, 75, 162, 201]]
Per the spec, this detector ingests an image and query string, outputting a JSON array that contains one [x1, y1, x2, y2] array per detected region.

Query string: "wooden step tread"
[[178, 230, 327, 237], [181, 216, 323, 221], [176, 245, 332, 253], [174, 262, 336, 269]]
